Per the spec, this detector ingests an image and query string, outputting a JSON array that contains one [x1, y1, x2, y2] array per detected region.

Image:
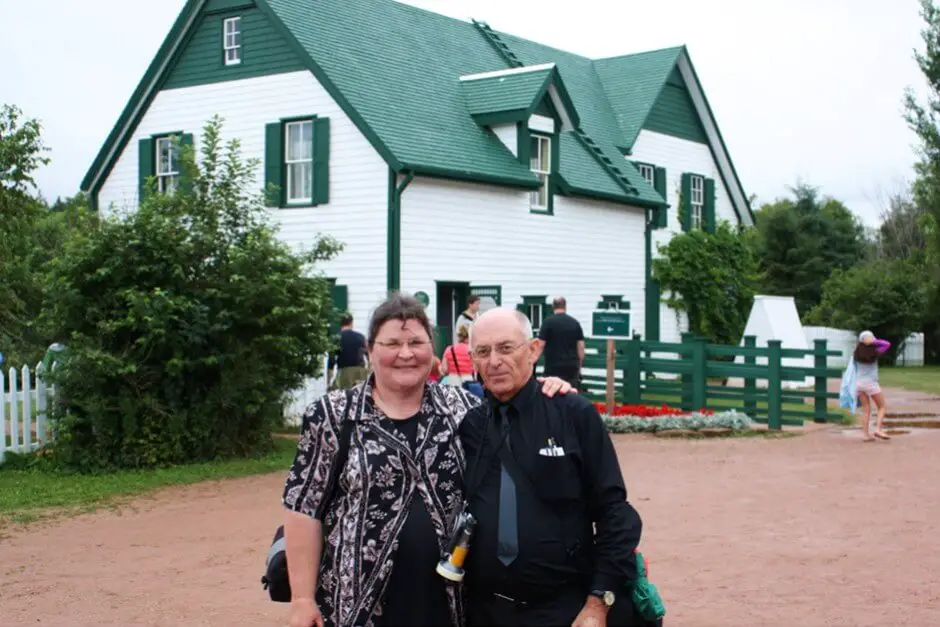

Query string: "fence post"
[[624, 337, 642, 404], [743, 335, 757, 418], [692, 336, 707, 411], [813, 339, 828, 423], [767, 340, 783, 430], [680, 332, 694, 411]]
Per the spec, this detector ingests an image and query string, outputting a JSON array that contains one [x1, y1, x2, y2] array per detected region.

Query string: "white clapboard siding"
[[1, 363, 55, 465]]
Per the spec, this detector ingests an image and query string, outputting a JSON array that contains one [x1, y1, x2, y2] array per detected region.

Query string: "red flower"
[[594, 402, 716, 418]]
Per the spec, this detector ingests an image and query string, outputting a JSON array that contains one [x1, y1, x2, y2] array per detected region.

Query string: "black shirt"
[[538, 312, 584, 371], [329, 328, 367, 370], [378, 413, 452, 627], [459, 378, 641, 600]]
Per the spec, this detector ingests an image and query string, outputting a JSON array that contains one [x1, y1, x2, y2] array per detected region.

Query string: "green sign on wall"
[[414, 290, 430, 307], [592, 310, 631, 339]]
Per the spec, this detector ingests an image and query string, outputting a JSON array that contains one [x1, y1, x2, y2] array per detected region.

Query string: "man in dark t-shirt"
[[538, 296, 585, 391], [328, 314, 369, 389]]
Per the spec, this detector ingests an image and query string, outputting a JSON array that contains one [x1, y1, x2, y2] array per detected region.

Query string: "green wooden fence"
[[537, 333, 844, 429]]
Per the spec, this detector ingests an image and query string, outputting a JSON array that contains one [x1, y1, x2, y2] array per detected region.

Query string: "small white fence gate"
[[1, 363, 56, 465]]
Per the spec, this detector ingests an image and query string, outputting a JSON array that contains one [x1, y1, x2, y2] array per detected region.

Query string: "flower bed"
[[595, 402, 753, 433]]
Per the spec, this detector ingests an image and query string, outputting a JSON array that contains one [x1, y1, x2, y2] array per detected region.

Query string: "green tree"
[[652, 221, 759, 345], [904, 0, 940, 364], [748, 183, 868, 318], [41, 116, 342, 471], [806, 257, 928, 363]]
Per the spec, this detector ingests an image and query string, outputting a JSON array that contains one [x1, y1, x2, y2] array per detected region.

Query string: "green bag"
[[632, 551, 666, 621]]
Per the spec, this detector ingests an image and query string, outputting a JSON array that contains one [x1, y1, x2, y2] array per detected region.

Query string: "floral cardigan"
[[282, 377, 480, 627]]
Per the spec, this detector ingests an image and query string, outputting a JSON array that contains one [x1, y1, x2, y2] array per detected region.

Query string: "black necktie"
[[496, 405, 518, 566]]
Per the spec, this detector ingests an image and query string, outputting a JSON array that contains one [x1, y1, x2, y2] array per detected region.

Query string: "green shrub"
[[40, 116, 342, 471]]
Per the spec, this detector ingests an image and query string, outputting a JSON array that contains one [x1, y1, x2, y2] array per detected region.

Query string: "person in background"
[[855, 330, 892, 442], [460, 307, 645, 627], [538, 296, 585, 391], [427, 354, 444, 383], [327, 314, 369, 390], [282, 294, 574, 627], [442, 325, 484, 397], [456, 295, 481, 339]]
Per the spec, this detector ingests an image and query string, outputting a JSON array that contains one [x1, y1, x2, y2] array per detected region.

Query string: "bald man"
[[459, 308, 649, 627]]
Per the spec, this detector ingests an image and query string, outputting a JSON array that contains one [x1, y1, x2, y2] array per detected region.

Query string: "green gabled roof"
[[593, 46, 685, 150], [460, 64, 551, 121]]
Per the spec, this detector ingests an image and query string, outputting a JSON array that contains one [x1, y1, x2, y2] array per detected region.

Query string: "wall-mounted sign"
[[414, 290, 430, 307]]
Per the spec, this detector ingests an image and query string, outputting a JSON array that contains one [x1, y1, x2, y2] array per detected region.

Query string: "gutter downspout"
[[644, 208, 655, 341], [387, 168, 415, 293]]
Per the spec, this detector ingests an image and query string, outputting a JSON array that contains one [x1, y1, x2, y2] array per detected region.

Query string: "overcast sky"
[[0, 0, 930, 225]]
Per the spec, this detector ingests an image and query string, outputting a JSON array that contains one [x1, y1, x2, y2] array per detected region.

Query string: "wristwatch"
[[590, 590, 616, 607]]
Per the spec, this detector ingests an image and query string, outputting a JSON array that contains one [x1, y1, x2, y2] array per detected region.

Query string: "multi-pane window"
[[529, 134, 551, 210], [637, 163, 655, 186], [285, 120, 313, 204], [526, 302, 544, 332], [155, 136, 180, 194], [223, 17, 242, 66], [690, 174, 704, 230]]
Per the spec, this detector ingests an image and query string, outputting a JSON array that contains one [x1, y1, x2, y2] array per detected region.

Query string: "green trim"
[[516, 123, 531, 166], [387, 169, 415, 292], [644, 209, 660, 341], [521, 295, 548, 305], [597, 295, 630, 309], [264, 115, 330, 208], [82, 0, 207, 198], [405, 163, 539, 190], [679, 51, 754, 223], [679, 172, 693, 232], [528, 130, 555, 215], [205, 0, 253, 12], [471, 108, 532, 126], [703, 177, 716, 233], [563, 183, 664, 210]]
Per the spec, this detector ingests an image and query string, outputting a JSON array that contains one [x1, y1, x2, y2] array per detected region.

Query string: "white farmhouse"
[[81, 0, 754, 351]]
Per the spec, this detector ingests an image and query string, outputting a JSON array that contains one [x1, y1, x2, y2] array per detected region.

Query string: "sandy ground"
[[2, 424, 939, 627]]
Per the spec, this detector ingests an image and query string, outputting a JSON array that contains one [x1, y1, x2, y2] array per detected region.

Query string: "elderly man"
[[459, 307, 647, 627]]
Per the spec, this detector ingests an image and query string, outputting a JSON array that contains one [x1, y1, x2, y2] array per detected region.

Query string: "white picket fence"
[[1, 363, 56, 465], [803, 327, 925, 369]]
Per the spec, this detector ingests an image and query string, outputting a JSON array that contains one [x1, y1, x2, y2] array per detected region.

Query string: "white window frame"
[[526, 303, 544, 332], [637, 163, 655, 187], [155, 136, 180, 194], [690, 174, 705, 230], [223, 17, 242, 66], [284, 120, 314, 205], [529, 134, 551, 210]]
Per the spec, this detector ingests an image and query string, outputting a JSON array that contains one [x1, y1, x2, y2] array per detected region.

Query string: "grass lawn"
[[0, 437, 297, 529], [879, 366, 940, 395]]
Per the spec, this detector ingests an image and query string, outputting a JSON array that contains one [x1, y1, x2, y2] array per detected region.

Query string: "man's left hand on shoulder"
[[572, 595, 610, 627]]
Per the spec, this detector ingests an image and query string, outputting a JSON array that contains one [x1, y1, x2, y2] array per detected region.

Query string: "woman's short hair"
[[368, 293, 434, 349]]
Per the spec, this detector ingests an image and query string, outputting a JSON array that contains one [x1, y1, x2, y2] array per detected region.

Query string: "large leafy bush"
[[41, 116, 342, 470]]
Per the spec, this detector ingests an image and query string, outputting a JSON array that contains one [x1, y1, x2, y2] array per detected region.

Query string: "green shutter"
[[680, 172, 692, 232], [312, 117, 330, 205], [138, 138, 154, 203], [328, 282, 348, 336], [704, 177, 716, 233], [180, 133, 194, 194], [653, 166, 668, 229], [264, 122, 283, 207], [645, 279, 661, 341]]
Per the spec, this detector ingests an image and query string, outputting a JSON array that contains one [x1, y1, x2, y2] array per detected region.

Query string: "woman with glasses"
[[281, 293, 570, 627]]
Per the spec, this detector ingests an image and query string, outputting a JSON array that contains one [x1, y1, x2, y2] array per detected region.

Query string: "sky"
[[0, 0, 930, 226]]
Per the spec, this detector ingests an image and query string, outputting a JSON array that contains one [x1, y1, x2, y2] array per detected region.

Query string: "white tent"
[[730, 295, 813, 389]]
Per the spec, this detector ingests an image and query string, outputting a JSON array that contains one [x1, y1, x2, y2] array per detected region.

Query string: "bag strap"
[[450, 345, 463, 377], [317, 391, 355, 519]]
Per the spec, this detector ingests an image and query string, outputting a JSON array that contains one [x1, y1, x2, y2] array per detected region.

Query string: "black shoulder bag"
[[261, 394, 356, 603]]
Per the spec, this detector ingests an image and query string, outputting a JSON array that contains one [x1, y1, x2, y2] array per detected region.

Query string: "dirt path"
[[3, 427, 940, 627]]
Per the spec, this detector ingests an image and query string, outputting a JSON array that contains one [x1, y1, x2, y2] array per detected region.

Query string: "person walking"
[[854, 330, 892, 442], [327, 314, 369, 390], [538, 296, 585, 390], [281, 294, 573, 627]]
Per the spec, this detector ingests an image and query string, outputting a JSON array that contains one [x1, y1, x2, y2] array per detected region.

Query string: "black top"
[[538, 312, 584, 371], [378, 413, 452, 627], [459, 378, 642, 601], [329, 328, 368, 370]]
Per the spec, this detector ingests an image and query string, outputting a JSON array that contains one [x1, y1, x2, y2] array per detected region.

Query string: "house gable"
[[643, 66, 708, 144], [163, 3, 304, 90]]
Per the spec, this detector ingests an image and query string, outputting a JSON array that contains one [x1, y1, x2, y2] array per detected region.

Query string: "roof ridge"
[[593, 45, 686, 63]]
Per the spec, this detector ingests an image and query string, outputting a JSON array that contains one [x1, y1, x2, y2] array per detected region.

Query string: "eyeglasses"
[[374, 339, 433, 352], [469, 341, 528, 360]]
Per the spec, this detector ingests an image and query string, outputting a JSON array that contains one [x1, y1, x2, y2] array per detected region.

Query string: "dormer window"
[[529, 134, 551, 210], [223, 17, 242, 66]]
